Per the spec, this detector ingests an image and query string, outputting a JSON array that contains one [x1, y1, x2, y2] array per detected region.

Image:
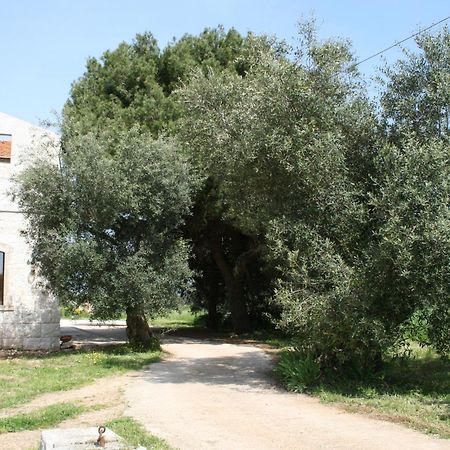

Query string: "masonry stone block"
[[41, 323, 60, 338], [0, 112, 60, 351], [2, 323, 19, 338], [23, 337, 56, 350], [22, 322, 42, 338], [40, 307, 60, 324], [2, 311, 18, 324], [2, 338, 24, 349]]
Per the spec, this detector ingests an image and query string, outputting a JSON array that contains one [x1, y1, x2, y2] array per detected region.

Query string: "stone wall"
[[0, 112, 60, 351]]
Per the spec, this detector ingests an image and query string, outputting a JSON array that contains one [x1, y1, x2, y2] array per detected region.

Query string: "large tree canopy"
[[65, 33, 170, 136], [178, 31, 388, 370], [367, 137, 450, 355], [64, 27, 249, 137], [16, 23, 450, 365], [63, 26, 267, 333]]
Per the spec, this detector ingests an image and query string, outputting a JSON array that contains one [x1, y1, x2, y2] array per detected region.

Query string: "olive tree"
[[373, 26, 450, 356], [14, 128, 199, 349], [367, 138, 450, 356], [178, 30, 384, 371], [381, 26, 450, 141], [63, 28, 262, 332]]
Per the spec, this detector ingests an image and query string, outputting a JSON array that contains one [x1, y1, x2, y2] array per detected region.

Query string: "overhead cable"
[[353, 15, 450, 67]]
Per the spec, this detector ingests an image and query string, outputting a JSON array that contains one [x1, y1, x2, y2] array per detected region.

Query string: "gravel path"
[[125, 337, 450, 450]]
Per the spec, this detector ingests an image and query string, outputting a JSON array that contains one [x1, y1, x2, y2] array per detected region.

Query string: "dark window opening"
[[0, 251, 4, 305], [0, 134, 12, 163]]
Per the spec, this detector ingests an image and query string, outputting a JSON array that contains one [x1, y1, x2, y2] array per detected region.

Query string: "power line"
[[353, 15, 450, 67]]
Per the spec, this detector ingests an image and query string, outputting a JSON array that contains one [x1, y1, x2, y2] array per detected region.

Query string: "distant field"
[[151, 307, 204, 328]]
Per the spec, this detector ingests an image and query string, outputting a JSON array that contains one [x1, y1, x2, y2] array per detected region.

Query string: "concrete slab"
[[40, 427, 146, 449]]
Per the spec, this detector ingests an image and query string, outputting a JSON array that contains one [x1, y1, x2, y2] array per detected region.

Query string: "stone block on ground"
[[40, 427, 146, 449]]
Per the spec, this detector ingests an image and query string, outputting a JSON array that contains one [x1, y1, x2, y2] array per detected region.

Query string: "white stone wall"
[[0, 112, 60, 350]]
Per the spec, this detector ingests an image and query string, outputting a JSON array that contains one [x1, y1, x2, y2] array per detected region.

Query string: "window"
[[0, 134, 12, 163], [0, 251, 4, 305]]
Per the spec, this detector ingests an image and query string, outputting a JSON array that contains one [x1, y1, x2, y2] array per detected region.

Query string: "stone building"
[[0, 112, 60, 350]]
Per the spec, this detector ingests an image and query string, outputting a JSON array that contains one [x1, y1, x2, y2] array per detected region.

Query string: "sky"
[[1, 0, 449, 126]]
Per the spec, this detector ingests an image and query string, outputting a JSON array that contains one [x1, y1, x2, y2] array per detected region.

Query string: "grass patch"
[[60, 305, 91, 320], [0, 345, 160, 410], [277, 344, 449, 438], [151, 307, 205, 328], [107, 417, 172, 449], [0, 402, 91, 433]]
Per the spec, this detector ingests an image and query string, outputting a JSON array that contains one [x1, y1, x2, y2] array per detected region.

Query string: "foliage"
[[367, 137, 450, 355], [107, 417, 173, 449], [65, 27, 250, 137], [178, 28, 383, 367], [178, 34, 370, 237], [159, 26, 248, 94], [275, 349, 320, 392], [374, 28, 450, 357], [381, 26, 450, 140], [268, 221, 388, 373], [14, 128, 199, 346], [20, 21, 450, 372], [65, 33, 170, 136], [0, 402, 90, 433], [63, 26, 261, 332]]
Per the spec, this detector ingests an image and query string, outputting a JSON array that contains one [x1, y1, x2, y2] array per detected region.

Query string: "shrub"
[[276, 349, 321, 392]]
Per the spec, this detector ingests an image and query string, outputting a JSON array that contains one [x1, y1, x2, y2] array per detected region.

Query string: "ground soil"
[[1, 323, 449, 450], [126, 336, 450, 450], [0, 372, 132, 449]]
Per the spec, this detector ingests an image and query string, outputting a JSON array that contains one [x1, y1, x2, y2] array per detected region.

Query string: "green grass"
[[0, 345, 160, 410], [60, 305, 91, 320], [61, 305, 206, 328], [107, 417, 173, 449], [151, 307, 205, 328], [312, 345, 450, 438], [0, 402, 92, 433]]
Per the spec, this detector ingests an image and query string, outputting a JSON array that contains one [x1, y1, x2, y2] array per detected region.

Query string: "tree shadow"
[[135, 344, 276, 391], [60, 325, 128, 344]]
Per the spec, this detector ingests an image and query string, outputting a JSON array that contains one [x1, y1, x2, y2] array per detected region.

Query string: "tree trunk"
[[126, 306, 158, 350], [202, 263, 221, 329], [210, 239, 250, 333], [206, 287, 219, 329]]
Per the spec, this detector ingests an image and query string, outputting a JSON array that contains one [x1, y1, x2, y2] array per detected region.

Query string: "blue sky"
[[1, 0, 449, 125]]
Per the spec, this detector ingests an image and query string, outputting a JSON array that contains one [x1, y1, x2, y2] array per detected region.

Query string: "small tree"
[[14, 128, 198, 349]]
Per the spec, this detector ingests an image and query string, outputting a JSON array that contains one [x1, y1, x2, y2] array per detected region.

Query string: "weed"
[[275, 350, 321, 392], [107, 416, 172, 449], [0, 402, 90, 433]]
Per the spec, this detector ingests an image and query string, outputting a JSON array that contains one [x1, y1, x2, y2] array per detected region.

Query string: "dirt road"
[[125, 337, 450, 450]]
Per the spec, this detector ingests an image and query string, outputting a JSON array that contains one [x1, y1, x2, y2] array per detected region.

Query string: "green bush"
[[269, 221, 388, 374], [276, 350, 321, 392]]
